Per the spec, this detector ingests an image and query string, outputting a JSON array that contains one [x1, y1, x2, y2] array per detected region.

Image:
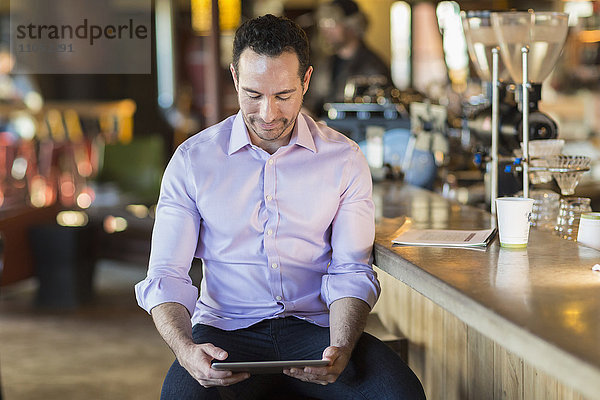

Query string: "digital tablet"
[[211, 359, 329, 374]]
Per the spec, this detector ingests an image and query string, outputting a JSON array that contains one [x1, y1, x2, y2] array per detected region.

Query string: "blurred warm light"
[[562, 304, 586, 334], [118, 115, 134, 144], [437, 1, 469, 92], [578, 30, 600, 43], [30, 175, 49, 208], [126, 204, 149, 218], [77, 160, 93, 177], [99, 114, 115, 137], [104, 215, 128, 233], [391, 1, 411, 90], [64, 109, 84, 142], [77, 192, 93, 209], [47, 109, 66, 142], [77, 186, 95, 209], [191, 0, 241, 34], [60, 179, 76, 198], [57, 211, 89, 227], [412, 2, 448, 95], [12, 112, 37, 140], [11, 157, 28, 180], [24, 92, 43, 113], [564, 1, 593, 26]]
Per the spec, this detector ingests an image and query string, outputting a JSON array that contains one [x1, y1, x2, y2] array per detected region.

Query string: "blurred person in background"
[[303, 0, 392, 117]]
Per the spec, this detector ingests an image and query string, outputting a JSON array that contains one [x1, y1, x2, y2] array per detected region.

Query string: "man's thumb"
[[205, 344, 228, 360], [323, 346, 338, 361]]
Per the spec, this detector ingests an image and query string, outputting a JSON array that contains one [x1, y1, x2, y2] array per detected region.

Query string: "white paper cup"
[[496, 197, 535, 248], [577, 212, 600, 250]]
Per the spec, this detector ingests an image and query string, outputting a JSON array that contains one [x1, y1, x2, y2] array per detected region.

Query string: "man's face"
[[318, 17, 349, 52], [231, 49, 312, 152]]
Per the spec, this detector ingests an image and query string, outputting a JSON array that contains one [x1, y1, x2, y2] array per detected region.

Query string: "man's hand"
[[178, 342, 250, 388], [283, 297, 370, 385], [283, 345, 351, 385], [151, 302, 250, 388]]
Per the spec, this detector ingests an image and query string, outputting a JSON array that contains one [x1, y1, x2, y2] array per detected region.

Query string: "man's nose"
[[259, 98, 277, 123]]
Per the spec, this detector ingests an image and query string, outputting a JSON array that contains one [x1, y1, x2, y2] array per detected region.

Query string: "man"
[[135, 14, 424, 399], [303, 0, 393, 117]]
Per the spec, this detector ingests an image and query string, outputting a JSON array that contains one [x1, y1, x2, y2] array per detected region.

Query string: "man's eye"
[[277, 96, 290, 101], [247, 93, 261, 99]]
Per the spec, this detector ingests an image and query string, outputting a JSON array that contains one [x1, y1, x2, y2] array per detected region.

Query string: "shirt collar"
[[227, 111, 317, 155], [228, 111, 252, 155], [294, 113, 316, 153]]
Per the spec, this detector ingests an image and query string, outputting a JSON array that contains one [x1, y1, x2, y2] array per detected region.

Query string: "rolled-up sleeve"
[[134, 145, 201, 316], [321, 147, 380, 309]]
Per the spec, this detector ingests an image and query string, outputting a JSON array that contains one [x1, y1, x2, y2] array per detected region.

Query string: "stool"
[[29, 224, 96, 309], [364, 313, 408, 363]]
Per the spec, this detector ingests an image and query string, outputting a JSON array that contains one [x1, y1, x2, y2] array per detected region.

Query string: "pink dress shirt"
[[135, 111, 380, 330]]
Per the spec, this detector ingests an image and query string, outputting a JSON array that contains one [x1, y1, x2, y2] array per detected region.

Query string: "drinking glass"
[[554, 197, 592, 240], [529, 189, 560, 230]]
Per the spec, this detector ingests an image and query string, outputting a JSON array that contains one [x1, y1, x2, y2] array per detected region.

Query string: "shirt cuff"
[[321, 267, 380, 310], [134, 275, 199, 316]]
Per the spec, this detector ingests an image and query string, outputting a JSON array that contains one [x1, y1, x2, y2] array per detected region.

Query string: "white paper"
[[392, 228, 496, 248]]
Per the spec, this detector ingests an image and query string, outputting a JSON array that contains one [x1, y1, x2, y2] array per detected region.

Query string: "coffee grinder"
[[491, 11, 570, 202], [464, 10, 578, 213], [460, 11, 549, 208]]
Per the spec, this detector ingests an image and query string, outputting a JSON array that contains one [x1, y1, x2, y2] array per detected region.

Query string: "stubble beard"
[[247, 115, 292, 142], [243, 98, 304, 144]]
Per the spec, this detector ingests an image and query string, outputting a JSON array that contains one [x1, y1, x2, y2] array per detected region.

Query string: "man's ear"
[[302, 66, 313, 95], [230, 63, 238, 91]]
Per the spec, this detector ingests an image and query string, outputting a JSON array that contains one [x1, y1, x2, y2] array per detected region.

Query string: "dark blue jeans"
[[161, 317, 425, 399]]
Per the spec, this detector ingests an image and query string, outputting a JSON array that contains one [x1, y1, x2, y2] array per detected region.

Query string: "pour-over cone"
[[547, 155, 591, 196]]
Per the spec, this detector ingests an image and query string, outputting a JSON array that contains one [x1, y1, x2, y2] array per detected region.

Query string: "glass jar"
[[529, 189, 560, 230], [554, 197, 592, 240]]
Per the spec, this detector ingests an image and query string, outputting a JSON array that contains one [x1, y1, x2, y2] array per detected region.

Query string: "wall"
[[356, 0, 395, 64]]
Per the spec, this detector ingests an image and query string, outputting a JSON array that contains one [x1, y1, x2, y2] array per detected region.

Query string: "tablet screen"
[[211, 359, 329, 374]]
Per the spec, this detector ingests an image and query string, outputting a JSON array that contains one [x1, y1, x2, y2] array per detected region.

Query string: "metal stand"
[[521, 46, 530, 199], [491, 48, 500, 214], [490, 45, 531, 210]]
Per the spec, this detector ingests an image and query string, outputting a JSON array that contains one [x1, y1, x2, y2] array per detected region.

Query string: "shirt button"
[[267, 229, 273, 235], [276, 296, 282, 301], [271, 263, 278, 269], [268, 159, 274, 165], [266, 195, 273, 201]]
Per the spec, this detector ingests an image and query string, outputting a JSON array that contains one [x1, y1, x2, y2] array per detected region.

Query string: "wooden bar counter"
[[371, 182, 600, 400]]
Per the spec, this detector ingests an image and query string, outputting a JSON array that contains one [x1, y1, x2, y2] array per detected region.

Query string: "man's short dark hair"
[[232, 14, 310, 80]]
